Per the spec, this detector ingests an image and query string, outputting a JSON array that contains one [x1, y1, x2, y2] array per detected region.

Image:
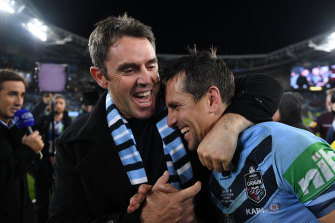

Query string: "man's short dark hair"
[[88, 13, 156, 79], [0, 68, 26, 91], [161, 48, 235, 104]]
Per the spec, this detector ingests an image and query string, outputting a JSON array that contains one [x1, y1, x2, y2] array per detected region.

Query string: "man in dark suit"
[[32, 93, 72, 223], [0, 68, 44, 223]]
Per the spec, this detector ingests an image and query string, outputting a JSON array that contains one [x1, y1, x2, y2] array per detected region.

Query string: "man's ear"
[[272, 109, 281, 122], [207, 86, 221, 113], [90, 66, 108, 89]]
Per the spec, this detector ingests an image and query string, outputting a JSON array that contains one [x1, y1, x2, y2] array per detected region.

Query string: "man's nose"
[[138, 69, 153, 86], [15, 96, 24, 106], [167, 111, 177, 127]]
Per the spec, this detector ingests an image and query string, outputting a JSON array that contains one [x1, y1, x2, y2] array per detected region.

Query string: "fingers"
[[22, 131, 44, 153], [198, 150, 233, 172], [197, 150, 213, 170], [204, 157, 214, 171], [31, 130, 39, 135], [157, 183, 179, 193], [222, 162, 232, 172], [127, 184, 153, 214], [198, 152, 206, 168], [127, 205, 138, 214], [213, 161, 224, 173], [127, 193, 146, 213], [152, 171, 181, 193], [152, 171, 169, 190], [138, 184, 152, 195], [176, 181, 201, 202]]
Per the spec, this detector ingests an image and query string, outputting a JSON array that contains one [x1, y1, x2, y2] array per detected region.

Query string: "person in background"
[[325, 92, 335, 146], [309, 88, 335, 139], [49, 14, 282, 223], [296, 68, 311, 89], [0, 68, 44, 223], [74, 91, 99, 121], [131, 49, 335, 222], [32, 93, 72, 223], [290, 67, 301, 89], [272, 91, 311, 132]]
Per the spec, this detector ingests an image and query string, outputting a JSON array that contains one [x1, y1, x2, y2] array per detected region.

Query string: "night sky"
[[29, 0, 335, 55]]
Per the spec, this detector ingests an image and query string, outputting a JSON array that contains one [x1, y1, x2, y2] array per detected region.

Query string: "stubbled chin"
[[133, 102, 156, 119], [134, 108, 156, 119]]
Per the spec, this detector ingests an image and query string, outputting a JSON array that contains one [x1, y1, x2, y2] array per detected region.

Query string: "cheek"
[[177, 112, 190, 124], [113, 77, 136, 92], [151, 72, 159, 83]]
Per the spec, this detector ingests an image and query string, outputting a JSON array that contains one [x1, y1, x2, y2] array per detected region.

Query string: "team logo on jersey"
[[244, 166, 266, 203]]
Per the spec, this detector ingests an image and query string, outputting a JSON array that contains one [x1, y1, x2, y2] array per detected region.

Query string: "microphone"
[[14, 109, 43, 159]]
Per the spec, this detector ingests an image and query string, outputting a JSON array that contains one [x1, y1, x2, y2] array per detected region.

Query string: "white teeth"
[[136, 91, 151, 97], [181, 127, 190, 134]]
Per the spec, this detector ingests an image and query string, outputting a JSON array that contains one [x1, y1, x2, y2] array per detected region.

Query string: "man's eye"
[[124, 69, 134, 74], [170, 104, 179, 109], [147, 65, 157, 71]]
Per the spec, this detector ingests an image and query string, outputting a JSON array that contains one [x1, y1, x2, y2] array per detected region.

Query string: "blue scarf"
[[105, 92, 193, 189]]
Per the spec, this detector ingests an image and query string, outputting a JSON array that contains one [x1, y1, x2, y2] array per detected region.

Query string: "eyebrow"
[[116, 58, 158, 72], [167, 101, 180, 109], [8, 90, 25, 95]]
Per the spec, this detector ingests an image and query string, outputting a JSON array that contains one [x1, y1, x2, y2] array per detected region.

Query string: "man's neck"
[[54, 113, 64, 122]]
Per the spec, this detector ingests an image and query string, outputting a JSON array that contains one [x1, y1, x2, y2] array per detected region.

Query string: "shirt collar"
[[0, 119, 15, 129]]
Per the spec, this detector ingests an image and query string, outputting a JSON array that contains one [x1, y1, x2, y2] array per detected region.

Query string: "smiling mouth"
[[181, 127, 190, 136], [133, 90, 152, 105]]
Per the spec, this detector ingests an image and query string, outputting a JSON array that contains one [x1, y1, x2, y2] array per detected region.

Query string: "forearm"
[[216, 113, 253, 135], [198, 113, 252, 171]]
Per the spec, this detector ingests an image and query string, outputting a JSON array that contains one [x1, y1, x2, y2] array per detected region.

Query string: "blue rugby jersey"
[[209, 121, 335, 223]]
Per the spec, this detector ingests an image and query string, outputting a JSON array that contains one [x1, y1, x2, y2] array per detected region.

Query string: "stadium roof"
[[1, 0, 335, 75]]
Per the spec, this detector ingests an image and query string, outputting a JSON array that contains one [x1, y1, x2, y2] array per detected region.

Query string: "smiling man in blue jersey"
[[160, 49, 335, 222]]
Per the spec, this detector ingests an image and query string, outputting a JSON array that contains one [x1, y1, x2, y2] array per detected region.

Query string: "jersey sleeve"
[[271, 124, 335, 218]]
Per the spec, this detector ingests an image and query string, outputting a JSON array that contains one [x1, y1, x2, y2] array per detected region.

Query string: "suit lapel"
[[71, 91, 137, 203]]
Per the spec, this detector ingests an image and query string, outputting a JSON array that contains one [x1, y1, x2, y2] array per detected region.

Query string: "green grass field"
[[27, 173, 35, 200], [303, 117, 313, 127]]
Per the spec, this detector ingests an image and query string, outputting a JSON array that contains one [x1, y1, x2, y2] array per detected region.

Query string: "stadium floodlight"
[[326, 32, 335, 51], [0, 0, 15, 14], [309, 31, 335, 52], [22, 18, 48, 41]]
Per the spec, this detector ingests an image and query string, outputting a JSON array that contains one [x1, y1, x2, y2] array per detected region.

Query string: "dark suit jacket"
[[0, 123, 38, 223], [49, 91, 146, 223]]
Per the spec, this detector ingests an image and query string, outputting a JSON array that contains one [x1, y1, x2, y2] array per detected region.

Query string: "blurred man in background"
[[74, 91, 99, 121], [325, 91, 335, 147], [0, 68, 44, 223], [32, 93, 72, 223], [309, 88, 335, 139]]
